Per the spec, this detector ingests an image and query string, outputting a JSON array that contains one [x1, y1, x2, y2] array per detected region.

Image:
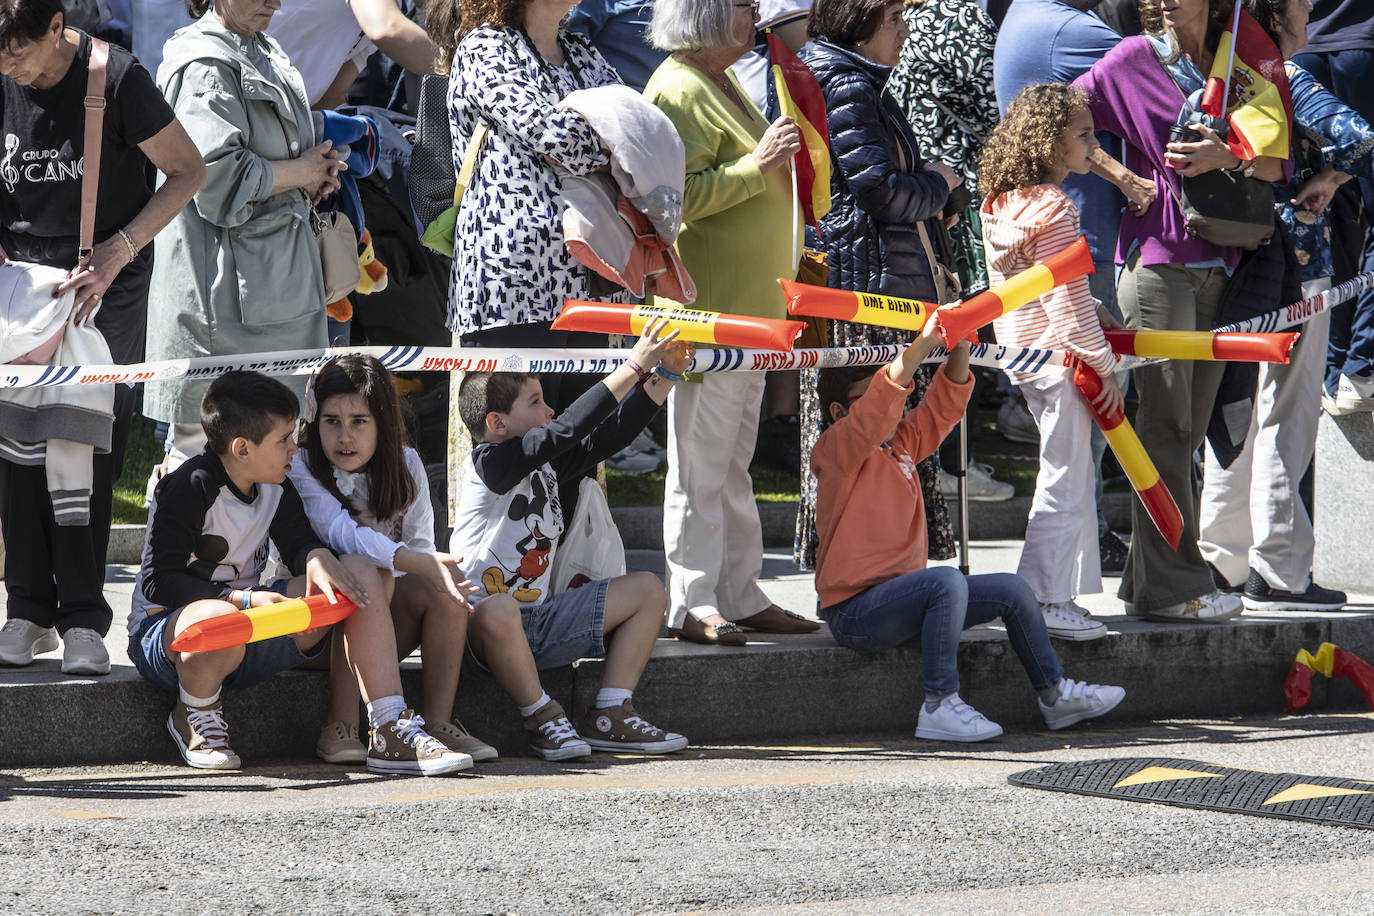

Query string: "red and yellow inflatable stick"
[[1283, 642, 1374, 713], [1105, 329, 1299, 363], [553, 300, 805, 351], [168, 593, 359, 654], [1072, 359, 1183, 550], [778, 279, 935, 331], [931, 236, 1096, 345]]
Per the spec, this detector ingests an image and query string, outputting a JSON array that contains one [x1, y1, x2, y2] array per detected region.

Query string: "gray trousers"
[[1116, 251, 1229, 611]]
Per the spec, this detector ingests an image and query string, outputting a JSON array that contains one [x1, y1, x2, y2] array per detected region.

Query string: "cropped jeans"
[[824, 568, 1063, 697]]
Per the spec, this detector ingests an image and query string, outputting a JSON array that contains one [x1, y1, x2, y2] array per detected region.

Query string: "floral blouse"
[[447, 27, 623, 336], [887, 0, 1000, 188], [1279, 62, 1374, 284]]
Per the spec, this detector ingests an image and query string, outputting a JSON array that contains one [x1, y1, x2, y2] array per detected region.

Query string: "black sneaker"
[[1099, 530, 1128, 576], [1241, 569, 1347, 612], [1208, 563, 1242, 595]]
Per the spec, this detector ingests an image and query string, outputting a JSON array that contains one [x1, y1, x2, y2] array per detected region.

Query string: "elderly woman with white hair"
[[644, 0, 818, 646]]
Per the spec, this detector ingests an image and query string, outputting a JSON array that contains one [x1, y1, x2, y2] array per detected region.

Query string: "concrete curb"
[[107, 494, 1136, 563], [4, 610, 1370, 768]]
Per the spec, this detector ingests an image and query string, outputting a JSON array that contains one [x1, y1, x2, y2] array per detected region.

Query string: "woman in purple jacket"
[[1073, 0, 1289, 623]]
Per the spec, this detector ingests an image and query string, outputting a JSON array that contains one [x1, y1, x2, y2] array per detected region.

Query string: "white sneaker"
[[1323, 372, 1374, 415], [606, 447, 660, 474], [915, 694, 1003, 742], [1040, 601, 1108, 641], [61, 627, 111, 676], [1142, 590, 1243, 624], [997, 397, 1040, 444], [1039, 677, 1126, 730], [939, 463, 1015, 501], [628, 430, 665, 458], [0, 619, 59, 666]]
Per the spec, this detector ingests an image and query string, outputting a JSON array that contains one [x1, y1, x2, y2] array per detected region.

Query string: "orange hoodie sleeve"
[[893, 368, 975, 463]]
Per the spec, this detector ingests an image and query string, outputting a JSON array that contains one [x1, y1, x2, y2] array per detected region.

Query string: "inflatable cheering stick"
[[930, 236, 1096, 346], [1105, 329, 1299, 363], [1072, 359, 1184, 550], [778, 279, 935, 332], [553, 300, 805, 351], [168, 593, 359, 654], [1283, 642, 1374, 713]]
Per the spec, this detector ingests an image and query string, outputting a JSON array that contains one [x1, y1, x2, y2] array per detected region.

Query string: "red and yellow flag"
[[1199, 7, 1293, 161], [768, 31, 830, 229]]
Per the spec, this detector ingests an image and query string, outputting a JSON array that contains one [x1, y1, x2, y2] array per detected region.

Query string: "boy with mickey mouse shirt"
[[452, 321, 692, 758]]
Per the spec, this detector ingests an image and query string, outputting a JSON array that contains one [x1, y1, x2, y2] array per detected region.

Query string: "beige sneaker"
[[167, 700, 241, 770], [367, 710, 473, 775], [523, 699, 591, 761], [428, 719, 499, 762], [316, 720, 366, 764], [582, 700, 688, 754]]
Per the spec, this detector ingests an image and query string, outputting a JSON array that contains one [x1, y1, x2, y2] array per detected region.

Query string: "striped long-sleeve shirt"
[[984, 184, 1118, 382]]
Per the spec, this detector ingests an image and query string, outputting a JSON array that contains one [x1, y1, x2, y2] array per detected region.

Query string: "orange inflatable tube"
[[1072, 359, 1183, 550], [168, 593, 359, 654], [553, 300, 805, 351], [1105, 329, 1299, 363], [778, 279, 935, 331], [931, 236, 1096, 345]]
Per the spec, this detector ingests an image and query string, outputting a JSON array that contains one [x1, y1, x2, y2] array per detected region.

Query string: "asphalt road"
[[4, 714, 1374, 914]]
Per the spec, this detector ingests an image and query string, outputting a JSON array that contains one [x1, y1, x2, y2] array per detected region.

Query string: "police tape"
[[4, 271, 1368, 389], [0, 340, 1087, 389]]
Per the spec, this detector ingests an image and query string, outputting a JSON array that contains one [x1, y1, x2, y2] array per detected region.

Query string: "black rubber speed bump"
[[1009, 757, 1374, 830]]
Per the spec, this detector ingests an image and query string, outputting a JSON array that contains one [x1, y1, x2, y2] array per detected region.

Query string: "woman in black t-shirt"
[[0, 0, 205, 676]]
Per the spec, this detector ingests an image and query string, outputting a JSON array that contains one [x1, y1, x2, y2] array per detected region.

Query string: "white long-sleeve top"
[[287, 446, 435, 572]]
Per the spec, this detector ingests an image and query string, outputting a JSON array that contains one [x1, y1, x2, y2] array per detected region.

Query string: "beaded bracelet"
[[655, 366, 685, 383]]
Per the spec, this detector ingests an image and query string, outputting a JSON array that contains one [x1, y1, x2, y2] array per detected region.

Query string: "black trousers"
[[0, 241, 150, 636]]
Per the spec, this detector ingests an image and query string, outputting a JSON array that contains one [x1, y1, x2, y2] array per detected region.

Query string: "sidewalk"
[[3, 542, 1373, 768]]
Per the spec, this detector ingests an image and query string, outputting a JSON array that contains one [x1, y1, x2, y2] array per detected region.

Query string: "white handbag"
[[549, 476, 626, 595]]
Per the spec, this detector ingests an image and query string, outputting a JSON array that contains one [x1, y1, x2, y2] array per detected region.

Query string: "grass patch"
[[112, 414, 161, 525]]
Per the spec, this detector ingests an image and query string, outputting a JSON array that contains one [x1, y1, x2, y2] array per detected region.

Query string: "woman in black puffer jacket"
[[794, 0, 964, 570]]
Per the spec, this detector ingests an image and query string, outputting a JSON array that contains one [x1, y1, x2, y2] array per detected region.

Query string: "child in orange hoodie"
[[811, 322, 1125, 741]]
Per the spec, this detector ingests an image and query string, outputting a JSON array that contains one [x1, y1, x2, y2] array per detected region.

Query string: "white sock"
[[518, 691, 552, 718], [366, 695, 407, 729], [179, 685, 220, 708], [594, 687, 633, 710]]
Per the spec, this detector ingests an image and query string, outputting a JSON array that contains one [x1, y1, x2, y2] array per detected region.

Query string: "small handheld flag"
[[768, 31, 830, 229]]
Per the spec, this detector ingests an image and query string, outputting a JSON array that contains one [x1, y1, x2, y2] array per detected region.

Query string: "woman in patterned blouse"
[[428, 0, 624, 414]]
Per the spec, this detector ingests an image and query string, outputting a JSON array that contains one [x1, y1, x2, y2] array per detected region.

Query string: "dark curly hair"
[[428, 0, 529, 74], [978, 83, 1089, 202], [1139, 0, 1234, 53]]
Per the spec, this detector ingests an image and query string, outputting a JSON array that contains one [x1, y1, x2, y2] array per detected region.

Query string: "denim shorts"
[[466, 577, 609, 674], [128, 597, 329, 694]]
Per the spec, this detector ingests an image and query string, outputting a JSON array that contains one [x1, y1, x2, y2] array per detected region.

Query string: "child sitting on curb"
[[128, 371, 469, 775], [451, 320, 691, 759], [811, 323, 1126, 741]]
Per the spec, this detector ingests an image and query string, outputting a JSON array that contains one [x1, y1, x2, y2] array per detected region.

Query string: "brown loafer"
[[736, 604, 821, 634], [669, 614, 748, 647]]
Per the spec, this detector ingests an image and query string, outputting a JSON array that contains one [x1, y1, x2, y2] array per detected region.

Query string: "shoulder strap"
[[78, 37, 109, 266], [453, 120, 489, 209]]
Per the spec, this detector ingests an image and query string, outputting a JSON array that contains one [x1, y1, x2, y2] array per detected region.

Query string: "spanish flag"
[[1199, 5, 1293, 162], [768, 31, 830, 229]]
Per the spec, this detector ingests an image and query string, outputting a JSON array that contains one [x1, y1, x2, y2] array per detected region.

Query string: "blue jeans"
[[824, 568, 1063, 697], [1292, 47, 1374, 387]]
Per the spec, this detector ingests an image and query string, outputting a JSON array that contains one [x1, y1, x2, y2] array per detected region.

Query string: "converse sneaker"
[[582, 701, 689, 754], [367, 710, 473, 775], [61, 627, 110, 676], [1039, 677, 1126, 730], [0, 619, 59, 666], [316, 720, 367, 764], [1040, 601, 1108, 641], [168, 700, 241, 770], [1141, 590, 1243, 623], [915, 694, 1003, 742], [1323, 372, 1374, 415], [428, 719, 499, 762], [523, 699, 592, 761], [1241, 569, 1347, 612]]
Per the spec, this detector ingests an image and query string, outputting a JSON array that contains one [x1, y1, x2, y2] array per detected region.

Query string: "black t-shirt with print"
[[0, 30, 175, 243]]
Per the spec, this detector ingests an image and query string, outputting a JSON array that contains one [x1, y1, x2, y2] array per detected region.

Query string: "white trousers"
[[663, 371, 770, 628], [165, 423, 208, 474], [1199, 278, 1331, 591], [1017, 371, 1102, 603]]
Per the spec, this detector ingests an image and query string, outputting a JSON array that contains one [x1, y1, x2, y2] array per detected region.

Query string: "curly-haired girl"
[[978, 82, 1125, 642]]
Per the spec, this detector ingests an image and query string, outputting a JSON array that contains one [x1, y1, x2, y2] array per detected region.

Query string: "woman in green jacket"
[[144, 0, 345, 467]]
